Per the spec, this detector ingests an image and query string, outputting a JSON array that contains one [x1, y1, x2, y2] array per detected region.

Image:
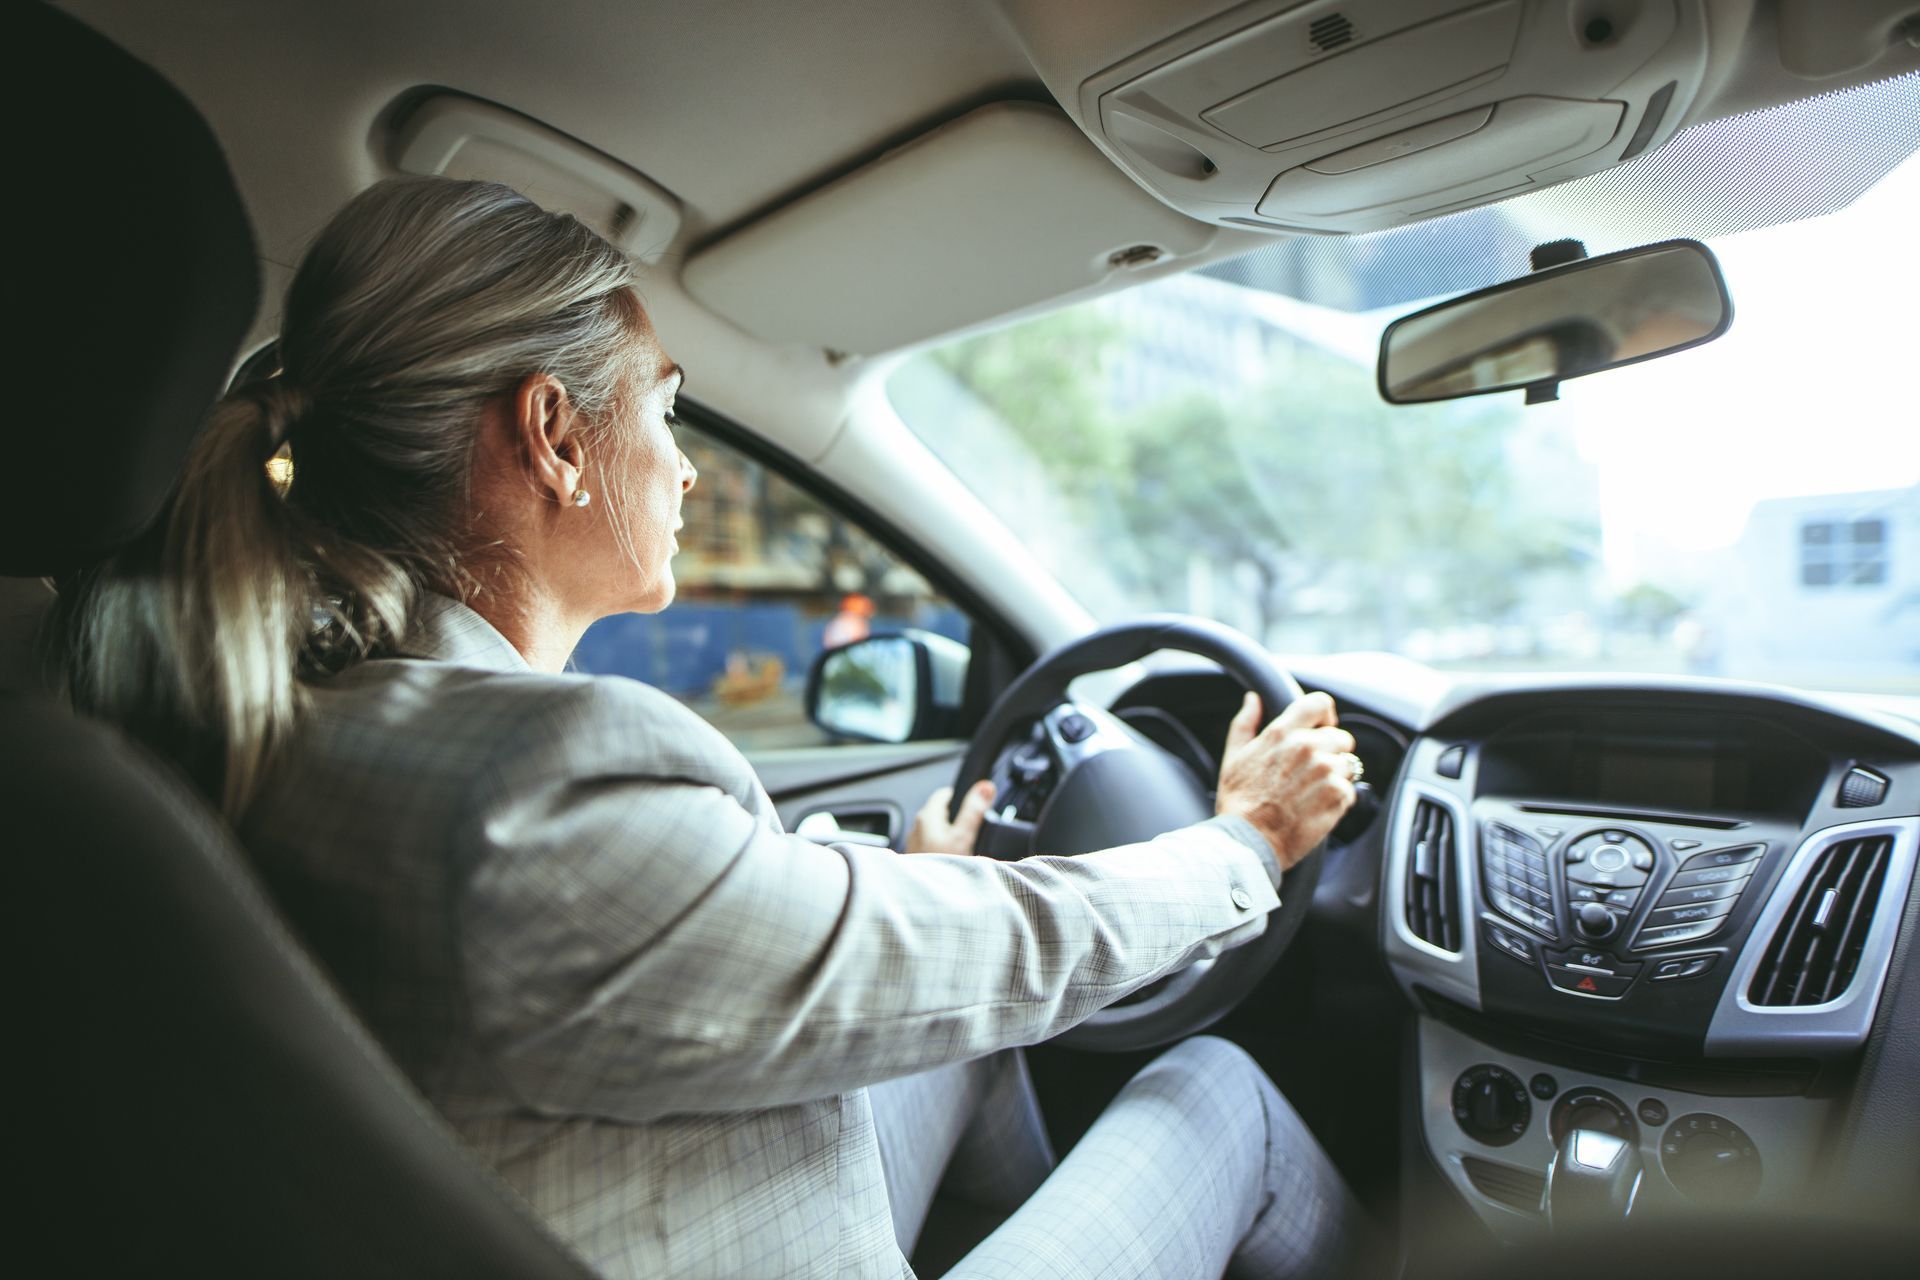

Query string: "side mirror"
[[1378, 239, 1732, 405], [805, 630, 968, 743]]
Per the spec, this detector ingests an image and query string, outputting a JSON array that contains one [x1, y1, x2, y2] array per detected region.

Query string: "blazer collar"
[[397, 594, 530, 673]]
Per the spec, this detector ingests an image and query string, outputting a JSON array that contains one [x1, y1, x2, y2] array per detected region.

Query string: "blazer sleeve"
[[452, 675, 1282, 1123]]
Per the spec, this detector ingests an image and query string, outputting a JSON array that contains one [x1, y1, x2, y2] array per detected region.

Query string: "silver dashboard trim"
[[1706, 816, 1919, 1057], [1418, 1017, 1832, 1241], [1382, 777, 1481, 1010]]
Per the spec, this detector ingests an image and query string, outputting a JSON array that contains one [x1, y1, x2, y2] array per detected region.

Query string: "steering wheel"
[[949, 615, 1321, 1052]]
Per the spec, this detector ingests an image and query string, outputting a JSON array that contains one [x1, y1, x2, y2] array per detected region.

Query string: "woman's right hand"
[[1215, 691, 1357, 871]]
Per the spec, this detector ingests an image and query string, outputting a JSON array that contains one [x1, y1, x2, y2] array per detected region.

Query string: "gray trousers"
[[869, 1036, 1362, 1279]]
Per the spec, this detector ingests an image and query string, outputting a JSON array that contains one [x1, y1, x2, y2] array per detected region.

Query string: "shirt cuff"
[[1202, 813, 1284, 892]]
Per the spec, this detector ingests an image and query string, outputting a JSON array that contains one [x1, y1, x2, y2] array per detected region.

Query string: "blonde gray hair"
[[63, 177, 646, 816]]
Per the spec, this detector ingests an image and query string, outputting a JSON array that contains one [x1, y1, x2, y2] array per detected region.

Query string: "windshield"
[[889, 110, 1919, 695]]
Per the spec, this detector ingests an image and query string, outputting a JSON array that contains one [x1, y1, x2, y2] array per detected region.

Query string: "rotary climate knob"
[[1453, 1064, 1531, 1146], [1662, 1113, 1762, 1204]]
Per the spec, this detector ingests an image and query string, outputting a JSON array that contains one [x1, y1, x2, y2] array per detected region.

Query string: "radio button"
[[1643, 898, 1737, 930], [1668, 863, 1751, 890], [1678, 845, 1763, 871], [1660, 878, 1745, 906], [1634, 919, 1725, 949]]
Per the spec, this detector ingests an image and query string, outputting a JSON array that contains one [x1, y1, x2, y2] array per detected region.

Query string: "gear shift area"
[[1544, 1127, 1643, 1228]]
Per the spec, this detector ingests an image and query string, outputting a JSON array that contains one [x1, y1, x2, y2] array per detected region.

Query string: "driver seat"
[[8, 8, 589, 1274]]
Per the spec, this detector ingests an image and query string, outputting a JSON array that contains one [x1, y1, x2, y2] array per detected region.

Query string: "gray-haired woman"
[[65, 176, 1364, 1279]]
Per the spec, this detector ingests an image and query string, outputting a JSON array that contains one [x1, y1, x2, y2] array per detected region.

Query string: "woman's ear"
[[511, 372, 583, 506]]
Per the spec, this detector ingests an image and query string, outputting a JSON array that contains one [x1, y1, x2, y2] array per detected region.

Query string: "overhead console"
[[1073, 0, 1715, 232]]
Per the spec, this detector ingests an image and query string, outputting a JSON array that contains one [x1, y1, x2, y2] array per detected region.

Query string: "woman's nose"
[[679, 449, 697, 493]]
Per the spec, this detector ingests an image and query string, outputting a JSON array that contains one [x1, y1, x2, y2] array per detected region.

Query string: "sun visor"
[[390, 92, 682, 263], [1073, 0, 1717, 233], [681, 102, 1215, 355]]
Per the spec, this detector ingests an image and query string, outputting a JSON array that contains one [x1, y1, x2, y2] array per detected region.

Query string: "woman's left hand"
[[906, 780, 996, 855]]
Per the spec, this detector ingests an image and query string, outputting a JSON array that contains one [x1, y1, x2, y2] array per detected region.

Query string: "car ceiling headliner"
[[60, 0, 1044, 267], [53, 0, 1920, 449]]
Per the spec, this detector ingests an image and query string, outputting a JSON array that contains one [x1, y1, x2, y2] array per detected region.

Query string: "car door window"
[[570, 417, 971, 752]]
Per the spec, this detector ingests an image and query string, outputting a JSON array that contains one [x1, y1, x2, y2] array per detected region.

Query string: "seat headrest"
[[4, 3, 259, 577]]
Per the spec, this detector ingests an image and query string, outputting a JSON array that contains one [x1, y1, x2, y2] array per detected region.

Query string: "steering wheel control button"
[[1453, 1065, 1531, 1146], [1230, 885, 1254, 910], [1482, 919, 1536, 964], [1057, 712, 1095, 744], [1530, 1073, 1558, 1101], [1637, 1098, 1669, 1127], [1662, 1114, 1762, 1205]]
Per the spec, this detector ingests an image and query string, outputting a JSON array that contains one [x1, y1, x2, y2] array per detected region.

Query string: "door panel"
[[756, 742, 965, 852]]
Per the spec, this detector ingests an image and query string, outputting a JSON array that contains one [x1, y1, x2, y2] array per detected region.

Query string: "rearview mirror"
[[1377, 240, 1732, 405], [805, 630, 968, 743]]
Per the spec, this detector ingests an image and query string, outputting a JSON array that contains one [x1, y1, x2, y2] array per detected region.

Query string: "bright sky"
[[1556, 152, 1920, 583], [1322, 152, 1920, 590]]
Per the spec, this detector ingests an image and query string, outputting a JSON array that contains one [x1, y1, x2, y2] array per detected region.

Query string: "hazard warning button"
[[1545, 964, 1635, 998]]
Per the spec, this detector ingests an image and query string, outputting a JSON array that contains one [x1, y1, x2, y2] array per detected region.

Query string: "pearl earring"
[[570, 447, 591, 507]]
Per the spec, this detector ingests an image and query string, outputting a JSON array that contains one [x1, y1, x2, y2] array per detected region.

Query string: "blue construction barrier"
[[572, 601, 970, 696]]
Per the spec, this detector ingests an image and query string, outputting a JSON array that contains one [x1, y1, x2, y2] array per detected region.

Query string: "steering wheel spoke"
[[975, 811, 1037, 859]]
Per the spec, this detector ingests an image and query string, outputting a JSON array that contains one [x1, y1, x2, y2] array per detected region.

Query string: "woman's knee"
[[1142, 1034, 1266, 1089], [1118, 1034, 1278, 1128]]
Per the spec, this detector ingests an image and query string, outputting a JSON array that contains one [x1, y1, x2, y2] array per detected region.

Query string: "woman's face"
[[597, 321, 696, 616]]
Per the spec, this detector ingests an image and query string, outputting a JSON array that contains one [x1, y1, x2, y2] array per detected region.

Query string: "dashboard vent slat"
[[1462, 1156, 1544, 1214], [1405, 799, 1460, 951], [1749, 836, 1893, 1007]]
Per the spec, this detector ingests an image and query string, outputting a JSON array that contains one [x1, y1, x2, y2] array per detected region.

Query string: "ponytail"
[[62, 177, 642, 818]]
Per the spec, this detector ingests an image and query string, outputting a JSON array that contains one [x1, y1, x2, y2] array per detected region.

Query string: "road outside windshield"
[[888, 153, 1919, 695]]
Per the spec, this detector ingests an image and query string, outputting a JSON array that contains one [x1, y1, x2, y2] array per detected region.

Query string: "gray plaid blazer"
[[243, 596, 1283, 1278]]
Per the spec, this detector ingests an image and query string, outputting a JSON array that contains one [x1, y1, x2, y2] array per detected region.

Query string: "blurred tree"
[[933, 303, 1597, 648]]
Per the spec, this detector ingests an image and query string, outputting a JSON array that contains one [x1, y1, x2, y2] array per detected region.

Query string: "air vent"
[[1463, 1156, 1544, 1214], [1748, 836, 1894, 1007], [1308, 13, 1356, 52], [1405, 799, 1460, 951]]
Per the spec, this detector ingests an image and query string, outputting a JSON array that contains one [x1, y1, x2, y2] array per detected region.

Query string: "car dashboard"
[[1104, 665, 1920, 1238]]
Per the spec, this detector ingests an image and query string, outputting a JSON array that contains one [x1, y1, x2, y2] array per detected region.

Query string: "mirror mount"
[[1378, 238, 1732, 406], [1519, 239, 1590, 406]]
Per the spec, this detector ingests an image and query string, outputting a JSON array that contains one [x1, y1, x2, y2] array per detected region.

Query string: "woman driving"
[[65, 177, 1364, 1279]]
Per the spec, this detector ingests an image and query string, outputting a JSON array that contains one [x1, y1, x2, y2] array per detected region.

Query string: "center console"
[[1380, 688, 1920, 1235]]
